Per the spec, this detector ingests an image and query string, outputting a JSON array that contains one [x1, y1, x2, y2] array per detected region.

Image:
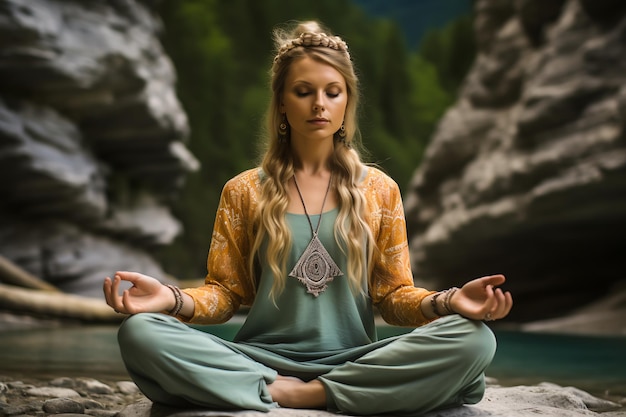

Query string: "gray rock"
[[50, 377, 77, 389], [0, 99, 107, 222], [117, 384, 622, 417], [3, 376, 623, 417], [117, 381, 140, 395], [0, 97, 184, 246], [465, 17, 528, 107], [76, 378, 115, 395], [101, 192, 182, 247], [0, 0, 192, 160], [473, 0, 515, 53], [521, 281, 626, 335], [559, 384, 622, 412], [1, 376, 147, 417], [0, 0, 197, 301], [6, 381, 34, 390], [460, 383, 621, 416], [43, 398, 85, 414], [0, 215, 170, 297], [0, 401, 43, 416], [86, 410, 122, 417], [25, 387, 80, 398], [405, 0, 626, 324], [515, 0, 566, 46]]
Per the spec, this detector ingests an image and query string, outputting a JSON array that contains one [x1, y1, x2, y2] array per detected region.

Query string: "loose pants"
[[118, 313, 496, 416]]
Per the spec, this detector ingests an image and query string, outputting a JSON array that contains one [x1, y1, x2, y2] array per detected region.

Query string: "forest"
[[154, 0, 475, 279]]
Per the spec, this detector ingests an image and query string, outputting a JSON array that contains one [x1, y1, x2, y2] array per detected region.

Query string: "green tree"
[[155, 1, 262, 279], [419, 15, 475, 96]]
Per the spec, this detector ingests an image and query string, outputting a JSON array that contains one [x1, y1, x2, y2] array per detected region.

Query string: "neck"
[[290, 137, 335, 176]]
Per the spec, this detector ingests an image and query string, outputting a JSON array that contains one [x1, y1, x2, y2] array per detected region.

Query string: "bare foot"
[[268, 375, 326, 409]]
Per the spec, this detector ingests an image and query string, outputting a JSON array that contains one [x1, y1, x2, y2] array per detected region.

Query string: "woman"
[[103, 20, 513, 415]]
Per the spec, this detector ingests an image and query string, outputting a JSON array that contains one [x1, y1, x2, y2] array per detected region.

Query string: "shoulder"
[[223, 168, 262, 193], [359, 166, 405, 240], [220, 168, 262, 209], [360, 165, 401, 203]]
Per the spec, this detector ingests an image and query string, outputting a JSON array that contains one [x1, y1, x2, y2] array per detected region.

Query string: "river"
[[0, 323, 624, 401]]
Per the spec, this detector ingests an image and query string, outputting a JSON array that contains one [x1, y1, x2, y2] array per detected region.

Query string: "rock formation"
[[405, 0, 626, 322], [0, 0, 198, 298], [2, 375, 622, 417]]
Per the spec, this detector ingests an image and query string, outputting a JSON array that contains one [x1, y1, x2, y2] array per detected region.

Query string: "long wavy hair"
[[250, 21, 374, 301]]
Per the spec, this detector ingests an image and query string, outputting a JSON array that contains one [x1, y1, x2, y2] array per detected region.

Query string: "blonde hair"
[[250, 21, 374, 301]]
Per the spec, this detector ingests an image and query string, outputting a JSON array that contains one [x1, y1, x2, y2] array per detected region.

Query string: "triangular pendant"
[[289, 234, 344, 297]]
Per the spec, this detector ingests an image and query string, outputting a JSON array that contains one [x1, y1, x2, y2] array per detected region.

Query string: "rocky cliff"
[[0, 0, 198, 298], [405, 0, 626, 323]]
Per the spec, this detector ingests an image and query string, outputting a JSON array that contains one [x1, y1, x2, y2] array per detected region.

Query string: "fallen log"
[[0, 255, 59, 292], [0, 283, 123, 323]]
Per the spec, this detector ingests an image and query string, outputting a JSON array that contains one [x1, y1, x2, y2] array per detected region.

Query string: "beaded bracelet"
[[166, 284, 184, 316], [430, 287, 459, 317], [443, 287, 459, 315], [431, 291, 444, 316]]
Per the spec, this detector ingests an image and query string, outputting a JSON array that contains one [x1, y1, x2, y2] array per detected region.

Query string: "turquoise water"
[[0, 323, 624, 398], [487, 330, 626, 396]]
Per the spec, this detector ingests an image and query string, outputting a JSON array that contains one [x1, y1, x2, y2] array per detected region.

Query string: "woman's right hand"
[[103, 271, 174, 315]]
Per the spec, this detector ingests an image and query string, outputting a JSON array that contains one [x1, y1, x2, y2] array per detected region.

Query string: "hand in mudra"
[[103, 271, 172, 315], [451, 274, 513, 321]]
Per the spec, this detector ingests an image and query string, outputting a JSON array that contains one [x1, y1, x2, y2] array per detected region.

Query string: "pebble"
[[0, 375, 145, 417], [49, 378, 115, 396], [26, 387, 81, 398], [43, 398, 85, 414], [115, 382, 139, 395]]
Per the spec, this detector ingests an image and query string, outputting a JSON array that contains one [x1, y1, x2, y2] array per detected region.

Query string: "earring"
[[338, 123, 347, 138], [278, 114, 289, 143], [335, 123, 350, 148]]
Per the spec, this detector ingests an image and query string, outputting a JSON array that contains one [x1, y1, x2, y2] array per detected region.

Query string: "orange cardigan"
[[182, 167, 435, 327]]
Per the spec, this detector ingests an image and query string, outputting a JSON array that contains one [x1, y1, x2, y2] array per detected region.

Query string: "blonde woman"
[[103, 20, 512, 415]]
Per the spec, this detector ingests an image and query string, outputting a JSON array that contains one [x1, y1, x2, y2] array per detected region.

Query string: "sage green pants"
[[118, 313, 496, 415]]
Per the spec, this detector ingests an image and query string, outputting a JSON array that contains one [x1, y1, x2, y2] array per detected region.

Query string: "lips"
[[308, 118, 329, 123]]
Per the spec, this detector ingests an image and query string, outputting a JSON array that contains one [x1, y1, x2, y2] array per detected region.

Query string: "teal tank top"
[[233, 208, 377, 358]]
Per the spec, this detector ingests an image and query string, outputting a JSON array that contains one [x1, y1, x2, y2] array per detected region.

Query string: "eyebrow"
[[291, 80, 344, 87]]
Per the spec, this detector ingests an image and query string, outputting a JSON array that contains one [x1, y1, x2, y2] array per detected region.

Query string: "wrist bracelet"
[[166, 284, 184, 316], [431, 291, 444, 316], [443, 287, 459, 315]]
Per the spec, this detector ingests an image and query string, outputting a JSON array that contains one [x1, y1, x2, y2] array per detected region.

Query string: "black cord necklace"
[[289, 173, 343, 296]]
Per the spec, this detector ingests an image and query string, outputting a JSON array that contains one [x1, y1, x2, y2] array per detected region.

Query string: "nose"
[[313, 92, 325, 112], [313, 104, 323, 111]]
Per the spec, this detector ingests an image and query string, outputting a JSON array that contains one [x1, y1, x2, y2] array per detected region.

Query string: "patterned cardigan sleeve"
[[181, 170, 260, 324], [365, 168, 436, 327]]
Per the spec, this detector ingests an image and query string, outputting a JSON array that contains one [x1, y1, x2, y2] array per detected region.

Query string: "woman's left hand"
[[450, 274, 513, 321]]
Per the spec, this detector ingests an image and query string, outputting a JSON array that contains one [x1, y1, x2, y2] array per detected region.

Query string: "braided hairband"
[[274, 32, 350, 64]]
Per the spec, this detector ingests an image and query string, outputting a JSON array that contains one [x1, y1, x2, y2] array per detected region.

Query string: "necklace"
[[289, 173, 343, 297]]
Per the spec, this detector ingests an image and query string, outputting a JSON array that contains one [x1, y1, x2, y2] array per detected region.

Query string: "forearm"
[[375, 286, 436, 327], [173, 292, 195, 320], [178, 284, 241, 324]]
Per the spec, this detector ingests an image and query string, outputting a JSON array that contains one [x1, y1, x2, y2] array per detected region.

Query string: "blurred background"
[[0, 0, 473, 315], [0, 0, 625, 359]]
